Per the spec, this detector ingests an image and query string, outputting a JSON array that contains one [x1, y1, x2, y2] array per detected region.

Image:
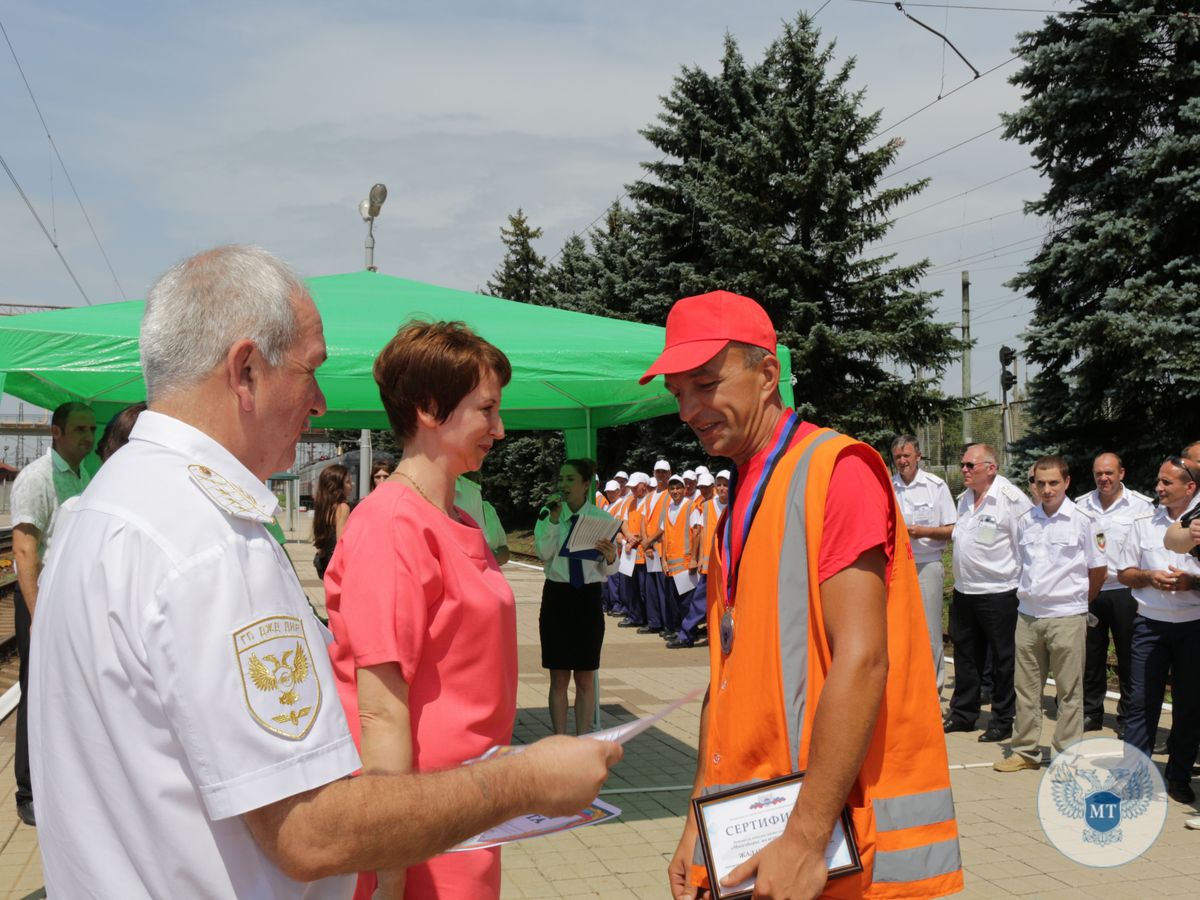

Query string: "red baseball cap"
[[639, 290, 777, 385]]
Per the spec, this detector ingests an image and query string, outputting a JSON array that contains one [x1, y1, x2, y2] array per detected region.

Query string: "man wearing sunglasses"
[[1118, 455, 1200, 804], [944, 444, 1033, 742]]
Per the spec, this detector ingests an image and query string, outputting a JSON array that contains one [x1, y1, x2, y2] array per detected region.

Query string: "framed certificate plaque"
[[692, 771, 862, 899]]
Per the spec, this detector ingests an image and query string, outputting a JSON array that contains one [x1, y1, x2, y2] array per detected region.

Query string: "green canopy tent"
[[0, 271, 794, 458]]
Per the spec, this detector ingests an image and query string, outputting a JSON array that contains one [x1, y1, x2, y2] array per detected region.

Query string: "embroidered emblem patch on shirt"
[[189, 464, 274, 523], [233, 616, 321, 740]]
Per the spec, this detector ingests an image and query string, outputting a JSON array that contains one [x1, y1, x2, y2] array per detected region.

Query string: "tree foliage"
[[1004, 1, 1200, 483], [481, 14, 971, 521], [485, 209, 547, 305]]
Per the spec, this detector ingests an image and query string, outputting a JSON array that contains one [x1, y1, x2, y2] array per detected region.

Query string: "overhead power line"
[[875, 206, 1025, 249], [891, 167, 1034, 222], [1, 15, 125, 301], [848, 0, 1191, 16], [870, 56, 1018, 141], [881, 124, 1004, 181], [0, 151, 93, 305]]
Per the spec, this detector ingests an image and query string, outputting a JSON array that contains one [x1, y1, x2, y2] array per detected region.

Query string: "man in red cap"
[[645, 291, 961, 899]]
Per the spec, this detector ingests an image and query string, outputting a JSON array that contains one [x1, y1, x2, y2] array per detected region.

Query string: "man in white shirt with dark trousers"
[[944, 443, 1033, 742]]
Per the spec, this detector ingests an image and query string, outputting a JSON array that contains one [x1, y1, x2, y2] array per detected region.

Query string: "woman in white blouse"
[[535, 458, 618, 734]]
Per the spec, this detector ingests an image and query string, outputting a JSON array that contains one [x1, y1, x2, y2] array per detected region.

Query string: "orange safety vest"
[[696, 498, 721, 576], [662, 500, 693, 576], [641, 488, 669, 559], [595, 490, 607, 508], [628, 496, 647, 564], [693, 429, 962, 898]]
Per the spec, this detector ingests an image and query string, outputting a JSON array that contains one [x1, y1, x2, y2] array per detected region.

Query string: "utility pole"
[[961, 271, 971, 447], [357, 184, 388, 499]]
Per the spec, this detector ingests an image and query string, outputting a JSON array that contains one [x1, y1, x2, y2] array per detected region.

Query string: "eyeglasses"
[[960, 461, 995, 470]]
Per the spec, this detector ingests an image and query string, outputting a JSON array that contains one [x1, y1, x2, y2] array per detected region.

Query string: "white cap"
[[697, 472, 715, 487], [668, 473, 684, 485], [683, 469, 697, 481], [615, 471, 629, 481], [605, 480, 620, 492], [631, 471, 650, 486], [654, 459, 671, 472], [716, 469, 731, 481], [695, 465, 711, 476]]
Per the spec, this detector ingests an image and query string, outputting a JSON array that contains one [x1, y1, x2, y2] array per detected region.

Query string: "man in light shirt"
[[29, 245, 620, 898], [994, 456, 1106, 772], [1118, 455, 1200, 804], [9, 400, 96, 827], [1077, 452, 1153, 736], [891, 435, 956, 694], [944, 443, 1033, 742]]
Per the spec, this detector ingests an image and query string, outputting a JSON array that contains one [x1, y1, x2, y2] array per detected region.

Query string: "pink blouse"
[[325, 481, 517, 899]]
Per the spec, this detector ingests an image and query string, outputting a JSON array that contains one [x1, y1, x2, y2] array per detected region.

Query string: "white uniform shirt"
[[1016, 497, 1106, 617], [892, 468, 957, 564], [30, 412, 360, 900], [534, 501, 618, 584], [1077, 487, 1154, 592], [10, 447, 91, 563], [952, 475, 1034, 593], [1116, 505, 1200, 623]]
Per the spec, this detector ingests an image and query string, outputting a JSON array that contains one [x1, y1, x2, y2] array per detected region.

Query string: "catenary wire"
[[0, 150, 93, 305], [881, 124, 1004, 181], [848, 0, 1190, 17], [874, 207, 1025, 249], [1, 15, 126, 301]]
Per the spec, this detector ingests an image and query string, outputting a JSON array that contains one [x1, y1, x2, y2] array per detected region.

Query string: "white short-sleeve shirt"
[[1115, 504, 1200, 623], [534, 501, 618, 585], [30, 412, 360, 900], [9, 447, 90, 563], [1077, 487, 1155, 592], [892, 468, 957, 563], [1016, 497, 1106, 617], [952, 475, 1034, 593]]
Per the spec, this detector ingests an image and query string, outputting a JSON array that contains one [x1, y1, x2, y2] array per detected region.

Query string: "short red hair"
[[374, 320, 511, 443]]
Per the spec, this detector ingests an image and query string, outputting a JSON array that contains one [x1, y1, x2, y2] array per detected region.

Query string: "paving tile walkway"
[[1, 541, 1196, 898]]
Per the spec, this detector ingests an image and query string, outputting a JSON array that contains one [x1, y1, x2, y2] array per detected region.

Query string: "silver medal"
[[720, 610, 735, 655]]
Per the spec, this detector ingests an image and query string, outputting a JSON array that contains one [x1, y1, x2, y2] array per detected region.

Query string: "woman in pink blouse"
[[325, 321, 515, 900]]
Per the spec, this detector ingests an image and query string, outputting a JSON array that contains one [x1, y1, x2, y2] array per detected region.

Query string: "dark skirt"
[[539, 579, 605, 671]]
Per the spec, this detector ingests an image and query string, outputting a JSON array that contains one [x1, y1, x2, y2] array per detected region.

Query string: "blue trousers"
[[1125, 615, 1200, 782], [602, 576, 623, 614], [622, 568, 645, 625], [677, 574, 707, 642], [661, 576, 686, 635], [638, 566, 664, 630]]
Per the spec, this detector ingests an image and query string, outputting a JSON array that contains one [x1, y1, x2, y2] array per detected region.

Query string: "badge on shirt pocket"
[[233, 615, 322, 740]]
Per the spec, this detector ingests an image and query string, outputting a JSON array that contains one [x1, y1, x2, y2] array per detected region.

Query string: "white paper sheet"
[[565, 512, 621, 553], [673, 569, 698, 594]]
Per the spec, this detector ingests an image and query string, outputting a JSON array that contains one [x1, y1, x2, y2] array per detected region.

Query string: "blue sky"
[[0, 0, 1073, 404]]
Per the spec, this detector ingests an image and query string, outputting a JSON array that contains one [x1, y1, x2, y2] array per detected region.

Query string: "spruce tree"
[[485, 209, 547, 304], [1004, 1, 1200, 482], [624, 17, 963, 446]]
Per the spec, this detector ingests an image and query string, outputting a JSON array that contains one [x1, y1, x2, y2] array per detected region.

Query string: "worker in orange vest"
[[641, 291, 962, 900], [669, 470, 723, 649]]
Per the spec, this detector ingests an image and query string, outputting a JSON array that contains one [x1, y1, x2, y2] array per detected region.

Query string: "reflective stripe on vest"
[[777, 430, 840, 762], [873, 787, 956, 833], [874, 838, 962, 884]]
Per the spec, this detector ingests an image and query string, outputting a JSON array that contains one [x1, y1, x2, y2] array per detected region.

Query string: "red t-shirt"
[[729, 415, 893, 588]]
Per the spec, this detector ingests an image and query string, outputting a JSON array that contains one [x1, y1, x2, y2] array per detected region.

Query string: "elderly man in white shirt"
[[944, 443, 1033, 742], [891, 434, 957, 695], [1077, 452, 1154, 736], [29, 244, 620, 899], [8, 401, 96, 828], [1117, 455, 1200, 805], [994, 456, 1106, 772]]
